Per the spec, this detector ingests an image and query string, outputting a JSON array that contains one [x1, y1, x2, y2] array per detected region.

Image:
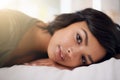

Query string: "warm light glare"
[[0, 0, 60, 22], [0, 0, 38, 18], [0, 0, 12, 9]]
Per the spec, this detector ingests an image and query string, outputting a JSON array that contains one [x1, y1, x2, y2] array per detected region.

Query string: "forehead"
[[69, 21, 106, 62]]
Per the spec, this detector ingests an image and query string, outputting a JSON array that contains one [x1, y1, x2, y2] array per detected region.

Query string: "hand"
[[24, 59, 73, 70]]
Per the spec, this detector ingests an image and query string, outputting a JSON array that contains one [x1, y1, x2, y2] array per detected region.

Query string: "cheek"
[[63, 57, 81, 67], [47, 36, 56, 59], [52, 31, 74, 48], [60, 34, 75, 48], [47, 32, 65, 59], [62, 52, 81, 67]]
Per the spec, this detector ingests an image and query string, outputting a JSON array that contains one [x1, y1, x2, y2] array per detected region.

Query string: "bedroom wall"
[[0, 0, 120, 24], [60, 0, 120, 24], [101, 0, 120, 24], [60, 0, 93, 13]]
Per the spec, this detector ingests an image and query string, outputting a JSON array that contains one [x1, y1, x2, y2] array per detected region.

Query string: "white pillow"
[[0, 58, 120, 80]]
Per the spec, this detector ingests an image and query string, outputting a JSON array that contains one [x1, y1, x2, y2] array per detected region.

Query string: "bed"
[[0, 58, 120, 80]]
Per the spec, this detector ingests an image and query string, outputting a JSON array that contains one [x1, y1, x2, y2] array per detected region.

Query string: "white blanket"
[[0, 58, 120, 80]]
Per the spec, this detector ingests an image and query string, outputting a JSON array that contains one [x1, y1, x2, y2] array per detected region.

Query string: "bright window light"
[[92, 0, 101, 11], [0, 0, 12, 9], [60, 0, 72, 13]]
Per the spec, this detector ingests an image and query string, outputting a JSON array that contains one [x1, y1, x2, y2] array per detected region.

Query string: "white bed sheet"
[[0, 58, 120, 80]]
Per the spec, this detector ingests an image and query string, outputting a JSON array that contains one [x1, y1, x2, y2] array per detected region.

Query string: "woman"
[[0, 8, 120, 69]]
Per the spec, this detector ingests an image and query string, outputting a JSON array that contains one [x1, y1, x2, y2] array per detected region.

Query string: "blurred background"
[[0, 0, 120, 24]]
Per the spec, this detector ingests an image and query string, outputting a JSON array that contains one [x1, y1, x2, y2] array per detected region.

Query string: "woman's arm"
[[24, 59, 73, 70]]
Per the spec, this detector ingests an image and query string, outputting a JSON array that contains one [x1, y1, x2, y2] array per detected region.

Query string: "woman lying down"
[[0, 8, 120, 69]]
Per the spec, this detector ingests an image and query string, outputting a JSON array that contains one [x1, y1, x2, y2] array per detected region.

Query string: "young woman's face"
[[47, 21, 106, 67]]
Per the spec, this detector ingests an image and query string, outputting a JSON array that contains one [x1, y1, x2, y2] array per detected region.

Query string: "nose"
[[67, 48, 71, 54], [66, 47, 75, 54], [65, 48, 73, 58], [66, 46, 80, 55]]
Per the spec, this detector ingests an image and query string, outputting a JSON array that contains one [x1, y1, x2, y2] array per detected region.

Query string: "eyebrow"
[[88, 55, 94, 64], [81, 29, 88, 46], [81, 29, 94, 64]]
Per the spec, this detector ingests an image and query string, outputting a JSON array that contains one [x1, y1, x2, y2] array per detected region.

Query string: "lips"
[[55, 45, 65, 61]]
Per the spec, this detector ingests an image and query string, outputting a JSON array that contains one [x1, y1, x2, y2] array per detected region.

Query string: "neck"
[[32, 22, 52, 52]]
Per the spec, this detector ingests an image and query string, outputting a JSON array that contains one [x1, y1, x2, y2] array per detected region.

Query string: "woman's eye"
[[81, 55, 87, 65], [76, 33, 82, 44]]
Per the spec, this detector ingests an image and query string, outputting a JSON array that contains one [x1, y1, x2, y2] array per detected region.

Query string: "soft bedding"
[[0, 58, 120, 80]]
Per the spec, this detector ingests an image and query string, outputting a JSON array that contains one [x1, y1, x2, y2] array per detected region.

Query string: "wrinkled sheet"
[[0, 58, 120, 80]]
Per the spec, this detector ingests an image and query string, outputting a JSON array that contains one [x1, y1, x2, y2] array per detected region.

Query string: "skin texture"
[[47, 21, 106, 67]]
